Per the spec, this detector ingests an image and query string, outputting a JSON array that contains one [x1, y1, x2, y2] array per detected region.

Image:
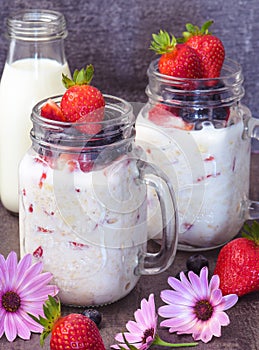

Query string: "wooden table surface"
[[0, 153, 258, 350]]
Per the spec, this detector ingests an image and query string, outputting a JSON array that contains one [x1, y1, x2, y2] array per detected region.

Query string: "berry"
[[29, 296, 105, 350], [182, 20, 225, 78], [148, 103, 194, 130], [61, 64, 105, 134], [214, 221, 259, 297], [82, 309, 102, 327], [41, 99, 65, 121], [150, 30, 203, 79], [186, 254, 209, 275]]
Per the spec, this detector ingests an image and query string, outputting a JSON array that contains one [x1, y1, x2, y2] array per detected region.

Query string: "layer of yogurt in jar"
[[0, 58, 70, 213], [136, 105, 250, 249], [19, 149, 147, 306]]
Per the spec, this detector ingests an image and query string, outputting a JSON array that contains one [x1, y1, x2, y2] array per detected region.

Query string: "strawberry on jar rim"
[[181, 20, 225, 78], [150, 29, 203, 79], [61, 64, 105, 134]]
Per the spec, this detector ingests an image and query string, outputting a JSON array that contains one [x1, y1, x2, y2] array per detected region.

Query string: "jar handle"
[[242, 199, 259, 220], [244, 116, 259, 140], [242, 116, 259, 220], [135, 159, 178, 275]]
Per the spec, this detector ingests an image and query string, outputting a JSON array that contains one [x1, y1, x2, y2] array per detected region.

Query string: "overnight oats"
[[19, 67, 178, 306], [135, 23, 259, 250]]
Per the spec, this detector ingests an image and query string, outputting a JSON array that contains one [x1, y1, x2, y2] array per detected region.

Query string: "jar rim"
[[32, 94, 135, 129], [7, 9, 67, 41], [148, 57, 243, 84]]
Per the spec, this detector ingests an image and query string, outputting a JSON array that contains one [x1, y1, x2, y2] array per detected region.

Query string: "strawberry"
[[29, 295, 105, 350], [41, 99, 65, 121], [182, 20, 225, 78], [150, 30, 203, 79], [61, 64, 105, 134], [214, 221, 259, 297], [149, 103, 194, 130]]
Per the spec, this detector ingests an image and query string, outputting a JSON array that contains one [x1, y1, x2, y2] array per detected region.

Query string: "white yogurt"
[[0, 58, 70, 213], [136, 107, 250, 249], [19, 149, 147, 306]]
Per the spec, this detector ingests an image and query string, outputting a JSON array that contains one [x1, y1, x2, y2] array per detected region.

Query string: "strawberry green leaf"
[[150, 30, 177, 54], [242, 221, 259, 245]]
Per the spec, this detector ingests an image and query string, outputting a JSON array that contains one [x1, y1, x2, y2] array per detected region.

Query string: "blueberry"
[[186, 254, 209, 275], [180, 108, 211, 123], [82, 308, 102, 327], [162, 80, 230, 125], [212, 106, 230, 120]]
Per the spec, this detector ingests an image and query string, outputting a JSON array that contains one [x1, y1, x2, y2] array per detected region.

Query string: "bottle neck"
[[6, 9, 68, 64]]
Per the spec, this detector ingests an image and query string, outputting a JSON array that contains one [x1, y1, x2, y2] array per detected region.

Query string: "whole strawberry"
[[150, 30, 203, 79], [182, 20, 225, 78], [214, 221, 259, 297], [29, 296, 105, 350], [61, 64, 105, 134]]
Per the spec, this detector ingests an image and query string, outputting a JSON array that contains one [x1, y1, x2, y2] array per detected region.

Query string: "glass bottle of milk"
[[0, 9, 71, 213]]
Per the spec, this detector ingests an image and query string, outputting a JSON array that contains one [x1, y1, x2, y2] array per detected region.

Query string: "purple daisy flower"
[[112, 293, 157, 349], [0, 251, 58, 342], [112, 293, 197, 349], [158, 266, 238, 343]]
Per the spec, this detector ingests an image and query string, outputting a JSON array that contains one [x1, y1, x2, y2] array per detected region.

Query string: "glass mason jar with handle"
[[0, 9, 70, 213], [19, 95, 178, 306], [136, 58, 259, 251]]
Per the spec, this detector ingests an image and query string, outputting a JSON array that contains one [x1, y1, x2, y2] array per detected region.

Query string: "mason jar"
[[0, 9, 70, 213], [136, 58, 259, 251], [19, 95, 178, 306]]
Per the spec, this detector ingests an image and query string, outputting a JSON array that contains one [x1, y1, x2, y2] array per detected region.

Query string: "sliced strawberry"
[[41, 99, 65, 122], [57, 153, 94, 172], [149, 104, 194, 130]]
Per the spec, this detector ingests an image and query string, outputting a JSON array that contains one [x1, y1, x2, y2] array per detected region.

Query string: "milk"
[[0, 58, 70, 213]]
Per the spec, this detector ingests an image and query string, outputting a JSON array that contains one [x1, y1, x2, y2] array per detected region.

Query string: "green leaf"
[[242, 220, 259, 244], [150, 30, 177, 54]]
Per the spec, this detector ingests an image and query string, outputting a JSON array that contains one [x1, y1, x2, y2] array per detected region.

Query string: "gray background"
[[0, 0, 259, 150]]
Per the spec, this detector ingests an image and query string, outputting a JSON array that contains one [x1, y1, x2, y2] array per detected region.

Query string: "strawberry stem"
[[62, 64, 94, 89], [150, 30, 177, 54], [182, 20, 214, 41]]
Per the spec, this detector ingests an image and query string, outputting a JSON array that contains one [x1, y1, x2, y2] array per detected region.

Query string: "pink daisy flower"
[[0, 251, 58, 342], [112, 293, 197, 349], [158, 266, 238, 343]]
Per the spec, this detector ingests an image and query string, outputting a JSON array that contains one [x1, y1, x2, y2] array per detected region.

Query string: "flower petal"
[[208, 316, 221, 337], [4, 313, 17, 342], [210, 288, 223, 306], [18, 272, 54, 298], [217, 311, 230, 326], [12, 313, 31, 340], [209, 274, 220, 293], [160, 289, 194, 306], [221, 294, 238, 310], [6, 252, 18, 288]]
